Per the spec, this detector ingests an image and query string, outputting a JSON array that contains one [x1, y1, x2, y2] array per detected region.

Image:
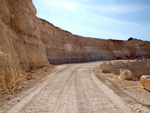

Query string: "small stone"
[[14, 85, 22, 91], [26, 73, 32, 80], [6, 95, 13, 100], [7, 97, 11, 100]]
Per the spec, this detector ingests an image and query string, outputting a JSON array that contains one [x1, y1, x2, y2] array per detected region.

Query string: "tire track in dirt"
[[4, 62, 147, 113]]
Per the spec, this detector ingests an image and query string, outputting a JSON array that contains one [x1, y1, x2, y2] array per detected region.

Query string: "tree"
[[128, 37, 134, 41]]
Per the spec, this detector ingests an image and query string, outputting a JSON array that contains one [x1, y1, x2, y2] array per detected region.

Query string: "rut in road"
[[5, 62, 143, 113]]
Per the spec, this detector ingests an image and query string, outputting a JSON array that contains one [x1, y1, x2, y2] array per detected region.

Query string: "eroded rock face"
[[0, 0, 150, 90], [39, 20, 150, 64], [0, 0, 49, 91], [0, 20, 23, 91], [1, 0, 49, 71]]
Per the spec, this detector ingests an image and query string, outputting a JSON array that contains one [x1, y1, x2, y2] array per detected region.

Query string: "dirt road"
[[3, 62, 150, 113]]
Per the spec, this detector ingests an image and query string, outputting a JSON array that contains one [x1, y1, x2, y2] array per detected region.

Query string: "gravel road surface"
[[4, 62, 147, 113]]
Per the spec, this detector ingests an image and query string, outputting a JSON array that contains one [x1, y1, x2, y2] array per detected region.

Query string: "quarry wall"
[[0, 0, 150, 90]]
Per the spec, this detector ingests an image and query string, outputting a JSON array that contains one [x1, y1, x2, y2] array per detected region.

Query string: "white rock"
[[140, 75, 150, 91], [120, 69, 133, 80]]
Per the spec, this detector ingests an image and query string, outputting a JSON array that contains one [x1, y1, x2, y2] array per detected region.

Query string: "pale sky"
[[33, 0, 150, 41]]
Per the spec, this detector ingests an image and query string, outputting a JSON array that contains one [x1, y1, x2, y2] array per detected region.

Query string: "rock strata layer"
[[0, 0, 150, 90]]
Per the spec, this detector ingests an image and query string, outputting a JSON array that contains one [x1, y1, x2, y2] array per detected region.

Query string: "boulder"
[[120, 69, 133, 80], [120, 69, 125, 74], [99, 64, 109, 73], [102, 61, 107, 65], [140, 75, 150, 91], [112, 61, 119, 65], [107, 61, 112, 65]]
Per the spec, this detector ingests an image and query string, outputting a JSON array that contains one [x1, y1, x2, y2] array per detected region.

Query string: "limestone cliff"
[[39, 18, 150, 64], [0, 0, 49, 91], [39, 19, 150, 64], [0, 0, 150, 91]]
